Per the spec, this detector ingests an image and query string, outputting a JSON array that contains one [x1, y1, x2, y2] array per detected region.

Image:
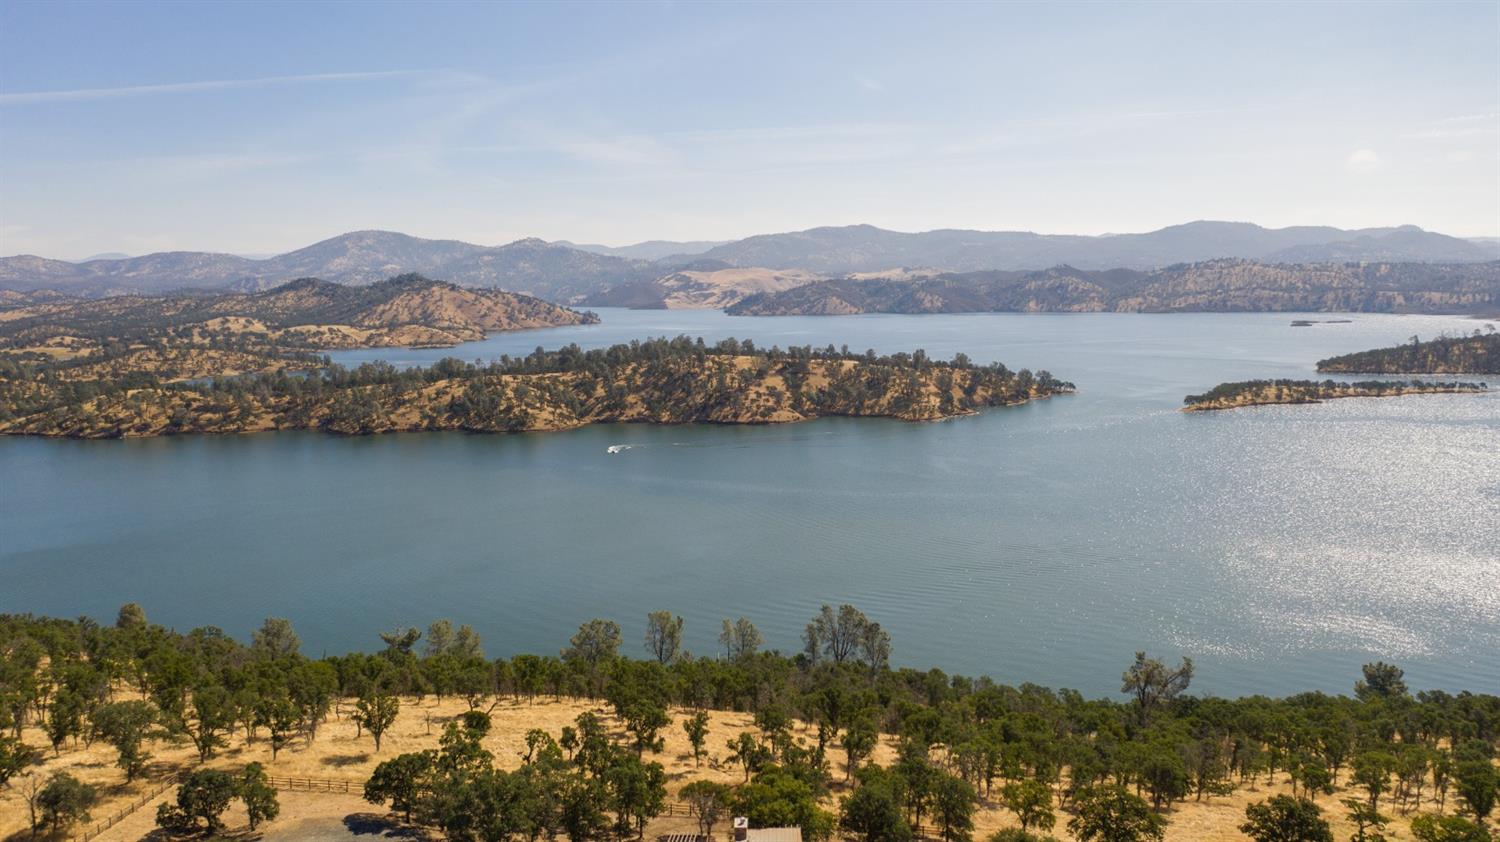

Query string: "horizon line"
[[6, 218, 1496, 263]]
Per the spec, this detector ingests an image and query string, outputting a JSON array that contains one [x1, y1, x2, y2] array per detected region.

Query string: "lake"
[[2, 309, 1497, 698]]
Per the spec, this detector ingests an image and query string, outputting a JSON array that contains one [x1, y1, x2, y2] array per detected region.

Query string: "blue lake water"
[[2, 309, 1497, 698]]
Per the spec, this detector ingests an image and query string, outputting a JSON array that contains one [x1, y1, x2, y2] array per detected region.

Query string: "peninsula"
[[1316, 331, 1499, 374], [0, 336, 1072, 438], [1181, 378, 1487, 411]]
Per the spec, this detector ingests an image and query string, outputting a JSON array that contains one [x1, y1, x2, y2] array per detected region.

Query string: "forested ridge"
[[726, 260, 1500, 316], [1317, 331, 1499, 374], [2, 606, 1498, 841], [0, 336, 1072, 438], [1181, 379, 1487, 411]]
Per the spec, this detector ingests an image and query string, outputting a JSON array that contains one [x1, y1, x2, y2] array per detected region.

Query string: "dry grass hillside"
[[0, 275, 597, 354], [585, 268, 823, 310], [654, 269, 823, 310], [0, 695, 1466, 842]]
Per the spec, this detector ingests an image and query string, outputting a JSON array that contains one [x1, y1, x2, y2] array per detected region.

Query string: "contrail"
[[0, 69, 426, 105]]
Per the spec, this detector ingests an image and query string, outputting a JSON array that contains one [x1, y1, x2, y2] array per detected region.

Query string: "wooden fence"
[[263, 775, 704, 816], [67, 773, 361, 842], [73, 774, 180, 842], [263, 774, 363, 794]]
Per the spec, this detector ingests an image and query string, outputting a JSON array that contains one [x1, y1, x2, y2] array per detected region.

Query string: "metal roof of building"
[[746, 828, 803, 842]]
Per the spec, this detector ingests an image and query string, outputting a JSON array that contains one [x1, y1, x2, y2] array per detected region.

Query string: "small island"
[[1316, 331, 1499, 374], [1181, 378, 1487, 412], [0, 336, 1072, 438]]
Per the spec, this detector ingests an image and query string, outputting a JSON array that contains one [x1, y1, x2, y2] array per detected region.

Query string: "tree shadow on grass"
[[322, 753, 371, 768], [343, 812, 440, 840]]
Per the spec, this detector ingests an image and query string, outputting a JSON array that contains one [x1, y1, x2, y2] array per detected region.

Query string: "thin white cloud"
[[1402, 112, 1500, 142], [1431, 112, 1499, 124], [1404, 125, 1500, 141], [854, 75, 885, 93], [556, 136, 674, 166], [164, 153, 311, 174], [1119, 105, 1269, 120], [0, 70, 426, 105], [9, 150, 310, 175], [662, 122, 921, 144], [1346, 148, 1383, 173]]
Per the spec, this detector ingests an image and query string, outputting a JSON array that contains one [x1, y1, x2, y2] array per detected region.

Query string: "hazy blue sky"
[[2, 1, 1497, 258]]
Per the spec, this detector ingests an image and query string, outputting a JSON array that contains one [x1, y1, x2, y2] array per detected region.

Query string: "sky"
[[1, 1, 1498, 259]]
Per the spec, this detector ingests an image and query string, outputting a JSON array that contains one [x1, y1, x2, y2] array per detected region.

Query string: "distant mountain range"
[[696, 221, 1500, 273], [0, 232, 655, 300], [3, 222, 1498, 302]]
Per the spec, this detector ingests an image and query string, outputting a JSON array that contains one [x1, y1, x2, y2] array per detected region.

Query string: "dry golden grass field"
[[0, 694, 1456, 842]]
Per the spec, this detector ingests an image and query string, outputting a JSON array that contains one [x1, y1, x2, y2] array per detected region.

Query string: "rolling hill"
[[0, 273, 598, 351], [583, 266, 824, 309]]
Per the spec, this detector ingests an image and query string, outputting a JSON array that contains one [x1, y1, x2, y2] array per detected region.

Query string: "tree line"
[[2, 605, 1497, 841], [1182, 379, 1487, 408]]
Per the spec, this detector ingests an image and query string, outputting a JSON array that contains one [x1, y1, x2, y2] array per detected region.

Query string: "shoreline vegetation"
[[2, 606, 1497, 842], [0, 336, 1072, 438], [1316, 331, 1499, 375], [1181, 379, 1488, 412]]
